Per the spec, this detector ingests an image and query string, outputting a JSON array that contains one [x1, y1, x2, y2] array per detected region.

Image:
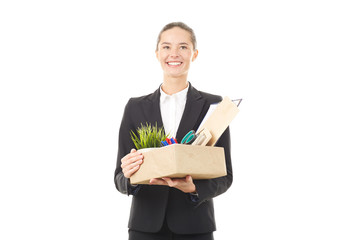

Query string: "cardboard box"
[[130, 144, 226, 185]]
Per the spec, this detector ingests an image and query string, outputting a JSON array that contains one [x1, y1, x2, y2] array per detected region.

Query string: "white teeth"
[[167, 62, 181, 66]]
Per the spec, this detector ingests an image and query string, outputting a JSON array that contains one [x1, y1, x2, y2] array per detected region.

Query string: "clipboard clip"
[[232, 99, 242, 107]]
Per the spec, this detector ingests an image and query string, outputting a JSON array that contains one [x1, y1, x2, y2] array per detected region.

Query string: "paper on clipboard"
[[196, 97, 242, 146], [197, 103, 218, 130]]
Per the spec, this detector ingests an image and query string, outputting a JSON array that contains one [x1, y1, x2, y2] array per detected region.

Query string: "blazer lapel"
[[145, 87, 164, 128], [176, 83, 206, 140]]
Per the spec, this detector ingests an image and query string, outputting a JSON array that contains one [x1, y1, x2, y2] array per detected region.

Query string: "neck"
[[161, 75, 188, 95]]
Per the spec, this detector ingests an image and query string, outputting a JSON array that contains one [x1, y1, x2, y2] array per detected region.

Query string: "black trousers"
[[128, 220, 214, 240]]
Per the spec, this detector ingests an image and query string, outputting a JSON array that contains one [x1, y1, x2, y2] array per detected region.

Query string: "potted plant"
[[130, 123, 169, 150]]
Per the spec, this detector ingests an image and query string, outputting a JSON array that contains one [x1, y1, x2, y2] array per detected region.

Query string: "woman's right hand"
[[121, 149, 143, 178]]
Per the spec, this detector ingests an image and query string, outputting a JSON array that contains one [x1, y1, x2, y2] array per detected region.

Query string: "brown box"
[[130, 144, 226, 185]]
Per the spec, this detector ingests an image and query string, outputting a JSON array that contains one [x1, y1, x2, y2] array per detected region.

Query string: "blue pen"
[[170, 138, 176, 144], [161, 140, 169, 147]]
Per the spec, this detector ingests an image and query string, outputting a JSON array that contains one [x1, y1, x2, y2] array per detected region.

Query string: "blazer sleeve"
[[114, 99, 140, 195], [191, 126, 233, 206]]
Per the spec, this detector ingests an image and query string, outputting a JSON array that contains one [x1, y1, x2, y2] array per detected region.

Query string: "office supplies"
[[181, 130, 197, 144], [192, 128, 212, 146], [161, 138, 178, 147]]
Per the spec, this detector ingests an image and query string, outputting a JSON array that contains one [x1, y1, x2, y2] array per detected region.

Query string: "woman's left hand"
[[149, 175, 196, 193]]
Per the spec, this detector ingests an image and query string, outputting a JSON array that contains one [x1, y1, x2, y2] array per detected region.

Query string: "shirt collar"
[[160, 83, 189, 103]]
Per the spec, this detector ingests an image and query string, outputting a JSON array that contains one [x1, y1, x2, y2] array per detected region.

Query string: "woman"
[[114, 22, 233, 240]]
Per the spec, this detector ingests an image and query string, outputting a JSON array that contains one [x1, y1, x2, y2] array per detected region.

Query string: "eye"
[[180, 46, 188, 50], [162, 46, 170, 50]]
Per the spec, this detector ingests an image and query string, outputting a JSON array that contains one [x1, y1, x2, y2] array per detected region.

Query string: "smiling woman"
[[155, 24, 199, 94], [114, 22, 233, 240]]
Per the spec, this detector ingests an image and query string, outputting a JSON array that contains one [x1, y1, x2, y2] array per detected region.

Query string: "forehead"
[[159, 27, 192, 45]]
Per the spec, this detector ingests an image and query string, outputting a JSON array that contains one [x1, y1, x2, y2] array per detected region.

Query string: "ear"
[[155, 50, 159, 61], [192, 49, 199, 62]]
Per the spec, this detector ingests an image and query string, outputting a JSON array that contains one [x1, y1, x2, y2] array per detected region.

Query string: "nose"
[[170, 48, 180, 57]]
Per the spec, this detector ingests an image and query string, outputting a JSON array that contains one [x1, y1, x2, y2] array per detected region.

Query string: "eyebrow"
[[161, 42, 189, 45]]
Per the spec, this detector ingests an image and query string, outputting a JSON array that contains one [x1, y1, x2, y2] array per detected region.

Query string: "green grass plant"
[[130, 123, 169, 149]]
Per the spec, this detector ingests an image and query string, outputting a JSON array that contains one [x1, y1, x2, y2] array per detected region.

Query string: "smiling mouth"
[[166, 61, 183, 66]]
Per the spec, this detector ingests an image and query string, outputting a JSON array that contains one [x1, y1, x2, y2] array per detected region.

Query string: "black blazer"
[[114, 83, 233, 234]]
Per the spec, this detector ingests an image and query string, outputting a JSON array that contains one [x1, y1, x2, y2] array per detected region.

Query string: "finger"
[[150, 178, 167, 185], [122, 154, 143, 166], [124, 149, 141, 160], [123, 159, 143, 173], [124, 164, 140, 178], [186, 175, 193, 183], [123, 153, 143, 177], [162, 177, 175, 187], [150, 178, 163, 184], [121, 153, 143, 168], [127, 151, 143, 161]]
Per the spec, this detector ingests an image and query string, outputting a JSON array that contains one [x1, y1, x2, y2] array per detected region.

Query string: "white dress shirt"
[[160, 84, 189, 138]]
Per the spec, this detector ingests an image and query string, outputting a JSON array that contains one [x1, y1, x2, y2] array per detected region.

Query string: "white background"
[[1, 0, 359, 239]]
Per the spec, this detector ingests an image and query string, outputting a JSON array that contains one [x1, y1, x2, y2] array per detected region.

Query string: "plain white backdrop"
[[1, 0, 359, 239]]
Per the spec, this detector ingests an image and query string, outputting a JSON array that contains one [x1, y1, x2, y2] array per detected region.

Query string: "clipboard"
[[196, 97, 242, 146]]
